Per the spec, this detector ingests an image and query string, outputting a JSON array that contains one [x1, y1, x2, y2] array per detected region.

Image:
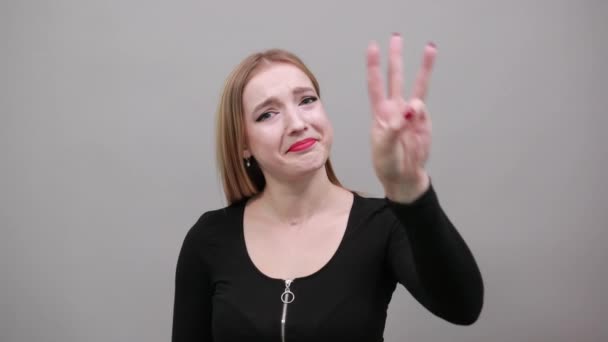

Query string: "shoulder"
[[353, 182, 438, 213], [352, 190, 391, 214], [348, 191, 399, 228], [181, 201, 245, 247], [349, 182, 439, 228]]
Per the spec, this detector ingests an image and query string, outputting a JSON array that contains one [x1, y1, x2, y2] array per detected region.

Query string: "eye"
[[256, 111, 276, 122], [300, 96, 318, 105]]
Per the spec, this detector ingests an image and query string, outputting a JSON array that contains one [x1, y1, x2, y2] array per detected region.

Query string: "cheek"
[[247, 126, 280, 155], [314, 111, 333, 137]]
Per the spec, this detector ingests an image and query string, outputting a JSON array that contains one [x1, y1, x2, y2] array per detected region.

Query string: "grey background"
[[2, 0, 607, 341]]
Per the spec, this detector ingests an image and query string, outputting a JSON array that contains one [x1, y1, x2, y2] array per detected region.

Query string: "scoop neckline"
[[238, 190, 360, 283]]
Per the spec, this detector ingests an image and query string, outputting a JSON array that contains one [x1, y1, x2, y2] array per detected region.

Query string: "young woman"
[[172, 34, 484, 342]]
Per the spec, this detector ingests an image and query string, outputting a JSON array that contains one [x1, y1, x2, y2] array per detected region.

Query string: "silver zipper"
[[280, 279, 295, 342]]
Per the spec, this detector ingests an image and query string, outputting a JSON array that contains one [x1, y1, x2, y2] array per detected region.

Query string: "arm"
[[172, 215, 213, 341], [385, 181, 484, 325]]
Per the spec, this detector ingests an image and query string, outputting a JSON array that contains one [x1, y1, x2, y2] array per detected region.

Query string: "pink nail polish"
[[404, 110, 414, 120]]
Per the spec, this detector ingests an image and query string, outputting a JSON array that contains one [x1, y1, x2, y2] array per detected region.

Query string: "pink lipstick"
[[288, 138, 316, 152]]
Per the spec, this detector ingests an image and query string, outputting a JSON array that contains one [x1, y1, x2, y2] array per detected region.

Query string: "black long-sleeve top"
[[172, 183, 484, 341]]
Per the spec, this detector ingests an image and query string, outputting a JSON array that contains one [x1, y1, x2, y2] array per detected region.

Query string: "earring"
[[245, 158, 251, 168]]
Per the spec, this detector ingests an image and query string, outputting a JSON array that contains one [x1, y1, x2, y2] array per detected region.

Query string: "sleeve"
[[385, 181, 484, 325], [171, 213, 213, 341]]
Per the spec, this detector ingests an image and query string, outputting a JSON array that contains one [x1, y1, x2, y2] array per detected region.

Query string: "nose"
[[285, 106, 307, 135]]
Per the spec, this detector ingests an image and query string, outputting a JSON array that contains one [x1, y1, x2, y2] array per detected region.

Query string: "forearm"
[[387, 183, 484, 324]]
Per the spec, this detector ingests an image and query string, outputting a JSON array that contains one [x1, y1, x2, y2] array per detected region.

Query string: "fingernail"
[[392, 32, 401, 36], [428, 41, 436, 48], [404, 110, 414, 120]]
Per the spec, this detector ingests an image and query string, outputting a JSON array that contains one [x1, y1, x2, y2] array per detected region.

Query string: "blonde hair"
[[215, 49, 343, 205]]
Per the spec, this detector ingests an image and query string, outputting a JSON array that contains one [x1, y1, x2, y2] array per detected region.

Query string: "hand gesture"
[[366, 34, 437, 202]]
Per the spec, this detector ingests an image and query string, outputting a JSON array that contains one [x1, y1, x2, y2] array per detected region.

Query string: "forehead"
[[243, 63, 314, 105]]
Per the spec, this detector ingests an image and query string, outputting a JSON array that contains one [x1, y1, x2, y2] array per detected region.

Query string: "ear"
[[241, 134, 251, 158], [243, 147, 251, 159]]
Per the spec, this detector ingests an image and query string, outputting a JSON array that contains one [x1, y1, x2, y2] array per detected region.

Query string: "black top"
[[171, 183, 484, 342]]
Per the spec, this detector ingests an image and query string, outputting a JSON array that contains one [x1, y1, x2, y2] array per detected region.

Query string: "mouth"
[[287, 138, 317, 153]]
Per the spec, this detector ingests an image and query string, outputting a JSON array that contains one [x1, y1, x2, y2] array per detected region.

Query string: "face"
[[242, 63, 333, 182]]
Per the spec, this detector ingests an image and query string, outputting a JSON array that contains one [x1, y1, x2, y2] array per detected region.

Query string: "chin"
[[290, 155, 328, 176]]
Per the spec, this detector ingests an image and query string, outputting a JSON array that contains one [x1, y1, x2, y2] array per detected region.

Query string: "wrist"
[[383, 171, 430, 204]]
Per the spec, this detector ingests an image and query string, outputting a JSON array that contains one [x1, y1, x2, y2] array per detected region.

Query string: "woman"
[[172, 34, 484, 342]]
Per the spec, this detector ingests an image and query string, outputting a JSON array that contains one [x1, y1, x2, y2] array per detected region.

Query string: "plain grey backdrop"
[[2, 0, 607, 341]]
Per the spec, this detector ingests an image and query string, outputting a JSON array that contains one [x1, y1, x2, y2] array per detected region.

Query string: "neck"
[[258, 166, 340, 226]]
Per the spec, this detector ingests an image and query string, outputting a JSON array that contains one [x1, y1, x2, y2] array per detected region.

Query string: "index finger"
[[388, 33, 403, 99], [366, 41, 386, 114], [410, 43, 437, 100]]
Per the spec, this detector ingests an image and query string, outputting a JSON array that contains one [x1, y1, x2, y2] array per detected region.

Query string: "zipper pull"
[[281, 279, 295, 304]]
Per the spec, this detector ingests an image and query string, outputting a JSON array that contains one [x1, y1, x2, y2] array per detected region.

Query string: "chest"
[[243, 213, 350, 280], [205, 197, 396, 341], [210, 241, 394, 342]]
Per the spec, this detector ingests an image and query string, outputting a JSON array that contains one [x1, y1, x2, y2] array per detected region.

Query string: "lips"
[[287, 138, 317, 152]]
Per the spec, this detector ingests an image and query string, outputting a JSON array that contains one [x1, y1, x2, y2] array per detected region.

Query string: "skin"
[[241, 63, 351, 278], [367, 34, 436, 203], [242, 62, 344, 225], [242, 34, 437, 225], [242, 63, 332, 185]]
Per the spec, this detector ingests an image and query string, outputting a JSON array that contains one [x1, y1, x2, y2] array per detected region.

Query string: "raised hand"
[[366, 34, 437, 203]]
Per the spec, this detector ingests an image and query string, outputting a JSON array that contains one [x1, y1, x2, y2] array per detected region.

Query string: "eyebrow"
[[251, 86, 316, 116]]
